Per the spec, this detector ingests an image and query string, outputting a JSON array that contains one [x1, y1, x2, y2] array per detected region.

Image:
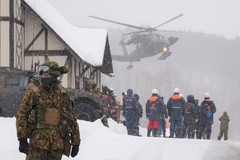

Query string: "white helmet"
[[152, 89, 159, 95], [204, 92, 210, 98], [173, 88, 180, 93]]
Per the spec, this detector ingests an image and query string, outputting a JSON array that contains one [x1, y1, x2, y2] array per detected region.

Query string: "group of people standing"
[[121, 87, 230, 140], [166, 88, 217, 139], [99, 86, 143, 136]]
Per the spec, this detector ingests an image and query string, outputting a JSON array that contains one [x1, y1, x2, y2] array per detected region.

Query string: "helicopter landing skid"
[[159, 52, 172, 60]]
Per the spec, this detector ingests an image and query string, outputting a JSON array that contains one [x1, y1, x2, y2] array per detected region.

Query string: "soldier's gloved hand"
[[71, 145, 79, 158], [19, 138, 29, 155]]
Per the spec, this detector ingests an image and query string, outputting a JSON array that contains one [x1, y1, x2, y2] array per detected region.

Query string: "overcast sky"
[[46, 0, 240, 39]]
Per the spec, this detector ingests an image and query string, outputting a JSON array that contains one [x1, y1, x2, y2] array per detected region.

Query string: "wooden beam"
[[9, 0, 14, 69], [0, 17, 24, 26], [44, 27, 48, 61], [25, 27, 45, 52], [25, 50, 69, 56], [80, 63, 90, 78]]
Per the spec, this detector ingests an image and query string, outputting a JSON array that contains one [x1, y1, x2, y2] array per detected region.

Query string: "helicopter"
[[89, 14, 183, 69]]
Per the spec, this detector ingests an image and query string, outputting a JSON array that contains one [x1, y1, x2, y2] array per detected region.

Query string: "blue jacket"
[[200, 98, 216, 123], [183, 102, 198, 125], [122, 89, 137, 119], [146, 95, 164, 121], [167, 94, 185, 120]]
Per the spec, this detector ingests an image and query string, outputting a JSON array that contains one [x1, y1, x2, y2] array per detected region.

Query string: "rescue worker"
[[108, 88, 116, 119], [218, 111, 230, 140], [134, 93, 143, 136], [183, 95, 198, 138], [111, 93, 121, 122], [16, 61, 80, 159], [100, 85, 111, 127], [122, 92, 127, 102], [157, 97, 168, 137], [167, 88, 185, 138], [121, 92, 127, 126], [194, 99, 201, 138], [146, 89, 164, 137], [85, 77, 96, 92], [198, 92, 216, 139], [122, 89, 138, 135]]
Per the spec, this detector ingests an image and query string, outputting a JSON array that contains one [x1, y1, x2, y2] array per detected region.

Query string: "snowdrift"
[[0, 117, 239, 160]]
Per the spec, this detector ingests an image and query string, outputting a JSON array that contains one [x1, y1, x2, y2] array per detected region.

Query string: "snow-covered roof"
[[24, 0, 113, 73]]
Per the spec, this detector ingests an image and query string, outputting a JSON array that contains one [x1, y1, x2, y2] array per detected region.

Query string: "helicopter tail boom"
[[112, 55, 141, 62]]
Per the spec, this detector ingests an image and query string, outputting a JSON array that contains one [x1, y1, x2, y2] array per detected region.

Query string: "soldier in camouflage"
[[218, 111, 230, 141], [16, 61, 80, 160]]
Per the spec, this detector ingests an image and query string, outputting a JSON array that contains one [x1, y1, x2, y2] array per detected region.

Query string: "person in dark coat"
[[167, 88, 186, 138], [198, 92, 216, 139], [146, 89, 164, 137], [218, 111, 230, 140], [183, 95, 198, 138], [134, 93, 143, 136], [194, 99, 201, 138], [100, 85, 111, 127], [156, 97, 168, 137], [122, 89, 138, 135]]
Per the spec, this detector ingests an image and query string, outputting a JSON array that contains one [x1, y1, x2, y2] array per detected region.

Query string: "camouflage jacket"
[[16, 78, 80, 150], [219, 114, 230, 130]]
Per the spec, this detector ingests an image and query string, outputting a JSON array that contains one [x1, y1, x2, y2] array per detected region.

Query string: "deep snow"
[[0, 117, 240, 160]]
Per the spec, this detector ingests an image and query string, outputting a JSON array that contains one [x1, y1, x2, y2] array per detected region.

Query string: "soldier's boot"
[[152, 128, 157, 137], [206, 133, 211, 140], [147, 130, 151, 137], [224, 135, 228, 141], [163, 130, 166, 137], [192, 131, 196, 139], [127, 128, 133, 135], [197, 131, 202, 139], [135, 129, 142, 136], [131, 129, 136, 136], [169, 133, 174, 138], [176, 130, 182, 138]]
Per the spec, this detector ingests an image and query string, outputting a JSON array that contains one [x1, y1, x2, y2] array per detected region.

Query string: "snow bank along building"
[[0, 0, 113, 120]]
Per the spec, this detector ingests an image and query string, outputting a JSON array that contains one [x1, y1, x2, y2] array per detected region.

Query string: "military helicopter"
[[89, 14, 183, 69]]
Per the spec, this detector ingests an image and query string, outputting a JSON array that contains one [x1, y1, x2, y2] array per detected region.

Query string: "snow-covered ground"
[[0, 117, 239, 160]]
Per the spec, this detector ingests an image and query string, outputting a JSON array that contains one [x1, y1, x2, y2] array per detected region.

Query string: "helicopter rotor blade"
[[154, 14, 184, 29], [88, 16, 147, 30], [123, 30, 150, 35]]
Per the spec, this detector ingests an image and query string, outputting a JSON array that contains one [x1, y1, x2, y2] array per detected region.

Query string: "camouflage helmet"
[[43, 61, 59, 68], [42, 61, 68, 76], [87, 78, 96, 86]]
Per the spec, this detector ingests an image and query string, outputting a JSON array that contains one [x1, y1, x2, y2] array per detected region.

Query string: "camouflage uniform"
[[218, 112, 230, 140], [16, 61, 80, 160]]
